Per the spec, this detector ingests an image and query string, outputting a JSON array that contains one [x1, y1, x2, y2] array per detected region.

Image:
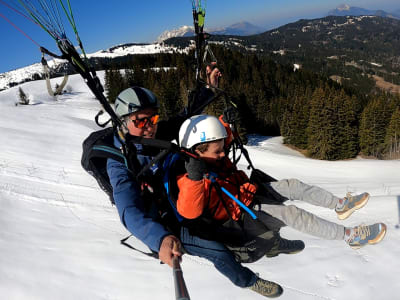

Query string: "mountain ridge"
[[3, 11, 400, 93], [156, 21, 265, 43], [328, 4, 400, 19]]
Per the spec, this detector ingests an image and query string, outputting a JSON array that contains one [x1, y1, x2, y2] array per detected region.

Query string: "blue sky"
[[1, 0, 399, 73]]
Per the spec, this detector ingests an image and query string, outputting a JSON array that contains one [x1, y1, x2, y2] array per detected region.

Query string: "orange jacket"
[[177, 158, 257, 221]]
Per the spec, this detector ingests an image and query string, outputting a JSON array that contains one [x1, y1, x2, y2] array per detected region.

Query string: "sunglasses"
[[131, 114, 160, 129]]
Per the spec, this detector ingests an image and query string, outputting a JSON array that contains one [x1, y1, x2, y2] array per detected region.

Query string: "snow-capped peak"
[[337, 4, 351, 11], [156, 25, 195, 43]]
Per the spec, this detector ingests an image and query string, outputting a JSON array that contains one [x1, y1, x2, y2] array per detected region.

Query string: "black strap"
[[120, 235, 159, 259], [94, 110, 112, 128]]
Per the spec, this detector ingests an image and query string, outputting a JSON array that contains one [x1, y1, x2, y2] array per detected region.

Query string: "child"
[[176, 114, 387, 298]]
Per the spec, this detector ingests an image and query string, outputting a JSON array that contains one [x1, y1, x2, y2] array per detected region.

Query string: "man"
[[107, 66, 222, 267]]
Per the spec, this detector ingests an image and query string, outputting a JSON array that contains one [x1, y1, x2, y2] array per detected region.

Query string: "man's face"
[[126, 108, 159, 138]]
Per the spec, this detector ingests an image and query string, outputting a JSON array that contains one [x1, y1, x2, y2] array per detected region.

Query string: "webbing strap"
[[163, 153, 184, 222], [120, 235, 159, 259], [207, 172, 257, 220]]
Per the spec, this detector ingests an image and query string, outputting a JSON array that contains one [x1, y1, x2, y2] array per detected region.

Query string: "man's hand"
[[206, 62, 222, 88], [159, 235, 182, 267]]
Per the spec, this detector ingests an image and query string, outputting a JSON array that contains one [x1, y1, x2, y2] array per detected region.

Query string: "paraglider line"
[[0, 11, 40, 47]]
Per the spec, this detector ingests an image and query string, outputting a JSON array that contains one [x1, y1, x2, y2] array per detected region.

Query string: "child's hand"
[[185, 157, 207, 181]]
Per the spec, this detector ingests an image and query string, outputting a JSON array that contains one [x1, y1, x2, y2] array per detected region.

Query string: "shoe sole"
[[350, 223, 387, 249], [337, 193, 369, 220], [266, 249, 303, 258], [266, 242, 305, 258]]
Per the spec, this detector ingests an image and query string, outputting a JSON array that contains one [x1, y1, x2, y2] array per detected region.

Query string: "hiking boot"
[[249, 277, 283, 298], [336, 192, 369, 220], [345, 223, 387, 249], [265, 236, 305, 258]]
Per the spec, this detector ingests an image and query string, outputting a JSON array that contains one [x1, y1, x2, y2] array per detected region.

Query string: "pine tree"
[[359, 96, 389, 157], [17, 87, 29, 105], [337, 92, 359, 158], [307, 87, 330, 159], [105, 68, 125, 104], [283, 87, 310, 149], [384, 107, 400, 159]]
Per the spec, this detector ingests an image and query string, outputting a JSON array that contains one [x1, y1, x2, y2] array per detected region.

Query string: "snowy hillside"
[[156, 25, 195, 43], [0, 43, 187, 91], [1, 74, 400, 300]]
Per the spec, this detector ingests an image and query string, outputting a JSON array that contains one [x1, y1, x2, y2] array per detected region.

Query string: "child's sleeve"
[[176, 174, 207, 219]]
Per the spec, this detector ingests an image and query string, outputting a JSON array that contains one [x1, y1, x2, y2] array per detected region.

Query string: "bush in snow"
[[16, 87, 30, 105]]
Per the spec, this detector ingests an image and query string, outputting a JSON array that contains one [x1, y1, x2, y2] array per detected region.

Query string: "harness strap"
[[120, 235, 159, 259], [207, 172, 257, 220]]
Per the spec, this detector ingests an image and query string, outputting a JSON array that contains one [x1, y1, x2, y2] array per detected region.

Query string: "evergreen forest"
[[104, 47, 400, 161]]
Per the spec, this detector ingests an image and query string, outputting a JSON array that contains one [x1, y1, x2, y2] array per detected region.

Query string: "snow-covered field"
[[1, 74, 399, 300]]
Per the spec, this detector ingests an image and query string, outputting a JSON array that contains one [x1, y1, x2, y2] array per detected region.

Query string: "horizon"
[[1, 0, 399, 74]]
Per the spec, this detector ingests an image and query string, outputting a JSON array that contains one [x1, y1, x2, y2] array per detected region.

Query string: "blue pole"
[[220, 186, 257, 220], [208, 172, 257, 220]]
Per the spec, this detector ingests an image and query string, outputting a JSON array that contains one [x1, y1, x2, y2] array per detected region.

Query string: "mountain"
[[165, 15, 400, 94], [3, 15, 400, 95], [210, 21, 265, 36], [0, 43, 181, 91], [156, 25, 195, 43], [328, 4, 400, 19], [392, 9, 400, 18], [156, 21, 265, 43]]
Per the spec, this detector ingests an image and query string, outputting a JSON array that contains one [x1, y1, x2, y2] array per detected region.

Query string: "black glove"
[[185, 157, 207, 181], [223, 106, 239, 124]]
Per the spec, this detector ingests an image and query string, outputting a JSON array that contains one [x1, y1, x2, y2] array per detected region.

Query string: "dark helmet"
[[114, 86, 159, 118]]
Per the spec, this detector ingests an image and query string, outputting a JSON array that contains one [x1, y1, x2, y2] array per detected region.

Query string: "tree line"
[[104, 47, 400, 160]]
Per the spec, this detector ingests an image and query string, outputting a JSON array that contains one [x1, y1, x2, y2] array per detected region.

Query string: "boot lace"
[[353, 224, 371, 240], [255, 280, 275, 293], [345, 192, 353, 204]]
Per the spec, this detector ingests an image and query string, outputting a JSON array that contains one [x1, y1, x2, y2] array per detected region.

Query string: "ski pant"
[[180, 227, 257, 288], [258, 178, 345, 240]]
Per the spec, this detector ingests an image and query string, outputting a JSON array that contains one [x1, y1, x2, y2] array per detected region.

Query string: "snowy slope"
[[0, 74, 399, 300], [0, 43, 187, 91]]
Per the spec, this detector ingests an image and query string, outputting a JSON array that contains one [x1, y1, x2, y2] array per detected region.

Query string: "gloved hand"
[[185, 157, 207, 181], [223, 106, 239, 124]]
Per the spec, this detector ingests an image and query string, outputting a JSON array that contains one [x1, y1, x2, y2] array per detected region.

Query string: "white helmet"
[[179, 115, 227, 149]]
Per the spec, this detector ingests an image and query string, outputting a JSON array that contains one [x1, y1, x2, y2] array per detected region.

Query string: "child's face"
[[195, 140, 225, 164]]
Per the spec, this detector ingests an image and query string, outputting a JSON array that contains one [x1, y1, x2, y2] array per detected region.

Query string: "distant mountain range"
[[156, 5, 400, 43], [2, 5, 400, 93], [156, 21, 265, 43], [165, 15, 400, 93], [328, 4, 400, 19]]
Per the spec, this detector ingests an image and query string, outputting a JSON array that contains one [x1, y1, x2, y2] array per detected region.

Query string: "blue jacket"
[[107, 136, 170, 252], [106, 87, 215, 253]]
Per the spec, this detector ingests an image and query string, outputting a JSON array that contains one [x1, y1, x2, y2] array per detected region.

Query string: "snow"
[[87, 43, 185, 59], [156, 25, 195, 43], [1, 73, 400, 300], [0, 43, 187, 91]]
